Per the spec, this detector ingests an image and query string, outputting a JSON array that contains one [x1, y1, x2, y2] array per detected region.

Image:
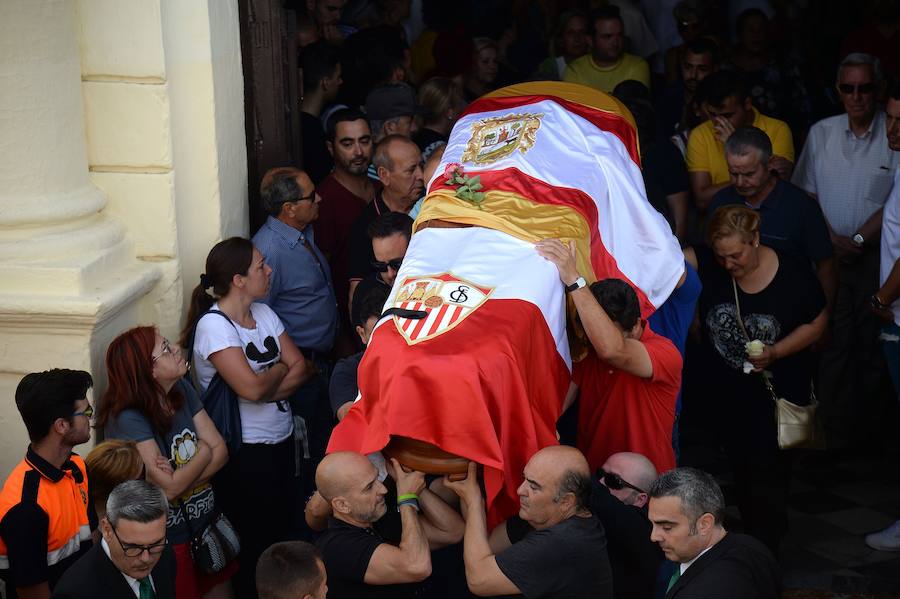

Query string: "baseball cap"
[[364, 83, 422, 122]]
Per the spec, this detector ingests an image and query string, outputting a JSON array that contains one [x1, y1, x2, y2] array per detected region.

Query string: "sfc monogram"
[[393, 273, 494, 344]]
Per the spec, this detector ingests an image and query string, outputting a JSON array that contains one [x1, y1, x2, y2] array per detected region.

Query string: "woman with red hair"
[[98, 326, 234, 599]]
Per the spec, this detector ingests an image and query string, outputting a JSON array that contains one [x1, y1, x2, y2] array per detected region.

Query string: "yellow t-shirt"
[[686, 108, 795, 184], [563, 53, 650, 93]]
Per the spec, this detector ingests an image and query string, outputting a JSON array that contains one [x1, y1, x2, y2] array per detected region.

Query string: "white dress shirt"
[[101, 538, 156, 598]]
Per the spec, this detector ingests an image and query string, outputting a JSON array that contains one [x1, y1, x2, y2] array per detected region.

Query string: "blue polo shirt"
[[253, 216, 338, 353], [709, 179, 833, 264]]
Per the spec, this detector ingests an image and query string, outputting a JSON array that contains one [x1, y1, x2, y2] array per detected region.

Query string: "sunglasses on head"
[[371, 258, 403, 272], [838, 83, 876, 95], [597, 467, 645, 494]]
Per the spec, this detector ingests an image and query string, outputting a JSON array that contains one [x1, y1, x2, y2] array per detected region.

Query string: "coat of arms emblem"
[[392, 273, 494, 344], [461, 113, 543, 165]]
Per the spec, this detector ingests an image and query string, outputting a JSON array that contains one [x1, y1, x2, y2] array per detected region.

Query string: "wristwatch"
[[870, 293, 888, 310], [852, 233, 865, 248], [565, 277, 587, 293]]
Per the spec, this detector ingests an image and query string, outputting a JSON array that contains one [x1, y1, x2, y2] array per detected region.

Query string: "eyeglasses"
[[152, 339, 172, 363], [110, 523, 168, 557], [838, 83, 876, 95], [371, 258, 403, 272], [293, 190, 317, 203], [72, 404, 94, 419], [597, 467, 645, 494]]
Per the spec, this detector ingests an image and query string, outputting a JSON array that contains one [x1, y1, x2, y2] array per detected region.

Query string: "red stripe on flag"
[[410, 307, 431, 339], [402, 302, 421, 332], [427, 303, 449, 336], [448, 305, 463, 325], [328, 298, 569, 529], [461, 95, 640, 167], [429, 167, 656, 317]]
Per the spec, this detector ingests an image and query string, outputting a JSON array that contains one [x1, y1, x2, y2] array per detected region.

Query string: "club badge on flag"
[[393, 273, 494, 345], [462, 113, 544, 164]]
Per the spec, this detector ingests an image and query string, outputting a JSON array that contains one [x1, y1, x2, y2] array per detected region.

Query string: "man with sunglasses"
[[54, 480, 175, 598], [350, 212, 413, 329], [0, 369, 95, 599], [591, 453, 662, 599], [792, 52, 898, 451]]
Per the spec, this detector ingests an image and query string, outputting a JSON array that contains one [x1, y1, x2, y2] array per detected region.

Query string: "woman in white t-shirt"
[[178, 236, 311, 598]]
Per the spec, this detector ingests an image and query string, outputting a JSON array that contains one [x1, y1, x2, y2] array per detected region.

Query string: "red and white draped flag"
[[328, 82, 683, 527]]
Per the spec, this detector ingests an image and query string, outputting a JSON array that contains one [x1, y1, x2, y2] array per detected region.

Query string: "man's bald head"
[[372, 135, 419, 172], [530, 446, 591, 510], [315, 451, 375, 501], [601, 452, 657, 508]]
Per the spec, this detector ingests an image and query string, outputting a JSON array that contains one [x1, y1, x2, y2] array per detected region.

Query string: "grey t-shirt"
[[105, 379, 216, 544], [495, 515, 614, 598]]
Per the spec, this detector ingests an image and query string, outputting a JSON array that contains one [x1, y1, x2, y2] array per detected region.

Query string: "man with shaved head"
[[447, 446, 613, 598], [312, 451, 463, 599], [591, 452, 663, 599], [346, 135, 424, 304]]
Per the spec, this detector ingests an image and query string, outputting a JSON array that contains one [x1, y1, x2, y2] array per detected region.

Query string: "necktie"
[[139, 577, 155, 599], [666, 568, 681, 592]]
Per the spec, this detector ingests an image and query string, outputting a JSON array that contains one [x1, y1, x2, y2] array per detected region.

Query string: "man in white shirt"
[[864, 82, 900, 553], [54, 480, 175, 599], [791, 52, 898, 449], [648, 468, 779, 599]]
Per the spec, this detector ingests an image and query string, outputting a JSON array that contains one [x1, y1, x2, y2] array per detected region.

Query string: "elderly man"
[[792, 53, 898, 450], [366, 83, 419, 144], [687, 70, 794, 210], [54, 480, 175, 599], [564, 6, 650, 92], [591, 453, 662, 599], [256, 541, 327, 599], [648, 468, 779, 598], [347, 135, 423, 303], [0, 369, 95, 598], [313, 451, 463, 599], [537, 240, 681, 474], [447, 446, 613, 598], [709, 126, 835, 303]]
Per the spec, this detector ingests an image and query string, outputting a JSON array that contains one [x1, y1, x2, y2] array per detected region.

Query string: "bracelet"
[[871, 294, 888, 310], [397, 493, 419, 502], [397, 498, 420, 512]]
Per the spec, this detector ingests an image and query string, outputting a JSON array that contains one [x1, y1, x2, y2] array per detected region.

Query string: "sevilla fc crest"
[[392, 273, 494, 345]]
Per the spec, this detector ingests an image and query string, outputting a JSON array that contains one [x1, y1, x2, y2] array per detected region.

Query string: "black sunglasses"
[[371, 258, 403, 272], [597, 467, 645, 494], [838, 83, 876, 95]]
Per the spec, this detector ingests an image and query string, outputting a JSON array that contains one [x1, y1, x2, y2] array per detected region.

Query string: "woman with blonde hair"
[[685, 204, 827, 554], [85, 439, 145, 523], [413, 76, 465, 161]]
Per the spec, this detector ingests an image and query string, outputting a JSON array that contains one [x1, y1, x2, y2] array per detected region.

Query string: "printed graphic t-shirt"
[[105, 379, 215, 545], [192, 302, 293, 444]]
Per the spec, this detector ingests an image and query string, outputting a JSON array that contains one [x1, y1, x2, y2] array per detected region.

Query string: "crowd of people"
[[1, 0, 900, 598]]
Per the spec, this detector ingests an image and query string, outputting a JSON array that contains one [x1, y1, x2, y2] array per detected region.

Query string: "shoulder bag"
[[731, 278, 820, 449], [184, 309, 243, 456], [177, 499, 240, 575]]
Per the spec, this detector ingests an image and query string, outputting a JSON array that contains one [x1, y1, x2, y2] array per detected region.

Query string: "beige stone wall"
[[0, 0, 247, 480]]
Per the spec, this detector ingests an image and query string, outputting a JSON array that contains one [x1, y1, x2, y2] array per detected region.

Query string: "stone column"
[[0, 0, 160, 476]]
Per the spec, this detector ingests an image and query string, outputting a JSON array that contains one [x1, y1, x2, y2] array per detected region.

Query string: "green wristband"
[[397, 493, 419, 502]]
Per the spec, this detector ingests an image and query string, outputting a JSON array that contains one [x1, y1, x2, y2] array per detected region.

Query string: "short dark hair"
[[589, 5, 623, 34], [735, 8, 767, 35], [15, 369, 93, 442], [367, 211, 413, 241], [724, 126, 772, 163], [256, 541, 324, 599], [696, 70, 748, 107], [554, 469, 592, 511], [262, 172, 305, 217], [355, 284, 390, 328], [649, 467, 725, 528], [301, 40, 341, 91], [590, 279, 641, 330], [326, 108, 370, 143], [683, 37, 720, 65]]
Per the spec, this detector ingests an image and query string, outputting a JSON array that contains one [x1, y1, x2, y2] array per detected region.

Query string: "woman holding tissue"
[[685, 204, 827, 554]]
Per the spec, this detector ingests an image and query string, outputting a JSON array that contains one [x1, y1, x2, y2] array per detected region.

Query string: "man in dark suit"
[[648, 468, 780, 599], [53, 480, 175, 599]]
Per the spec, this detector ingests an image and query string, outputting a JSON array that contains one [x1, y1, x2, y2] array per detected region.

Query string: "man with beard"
[[313, 452, 463, 599], [315, 109, 378, 350], [346, 135, 423, 305], [658, 38, 719, 140], [0, 369, 95, 598]]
